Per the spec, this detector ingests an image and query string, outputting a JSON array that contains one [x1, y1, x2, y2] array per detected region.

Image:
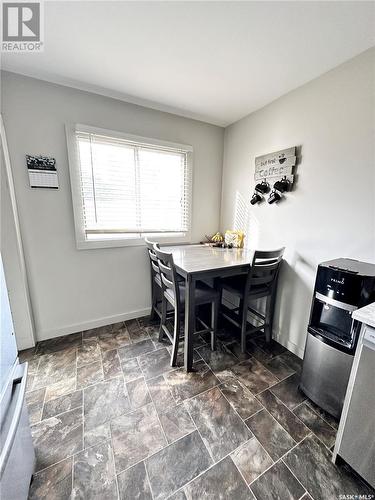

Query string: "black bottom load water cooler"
[[300, 258, 375, 419]]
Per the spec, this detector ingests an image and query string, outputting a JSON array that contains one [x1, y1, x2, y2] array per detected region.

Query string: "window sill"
[[76, 233, 191, 250]]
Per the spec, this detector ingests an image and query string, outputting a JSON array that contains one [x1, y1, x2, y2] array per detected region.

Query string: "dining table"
[[163, 244, 254, 371]]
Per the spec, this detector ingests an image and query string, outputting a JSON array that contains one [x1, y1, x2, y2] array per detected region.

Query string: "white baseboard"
[[36, 307, 152, 343]]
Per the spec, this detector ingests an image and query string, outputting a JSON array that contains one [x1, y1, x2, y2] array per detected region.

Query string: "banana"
[[211, 232, 224, 242]]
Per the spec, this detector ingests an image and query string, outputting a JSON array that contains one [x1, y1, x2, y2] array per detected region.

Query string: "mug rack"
[[251, 146, 297, 204]]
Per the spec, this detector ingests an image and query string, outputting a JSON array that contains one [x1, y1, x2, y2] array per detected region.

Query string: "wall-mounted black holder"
[[250, 180, 270, 205], [273, 177, 290, 193], [267, 176, 291, 204]]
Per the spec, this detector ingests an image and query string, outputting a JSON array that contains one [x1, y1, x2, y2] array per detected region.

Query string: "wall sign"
[[252, 147, 297, 204], [26, 155, 58, 189]]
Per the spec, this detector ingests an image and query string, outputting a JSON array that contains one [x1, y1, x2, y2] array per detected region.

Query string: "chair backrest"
[[145, 238, 160, 278], [246, 248, 285, 292], [153, 245, 181, 308]]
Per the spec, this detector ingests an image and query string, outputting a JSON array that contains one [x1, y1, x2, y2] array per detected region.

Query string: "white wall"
[[1, 72, 224, 345], [221, 48, 375, 357]]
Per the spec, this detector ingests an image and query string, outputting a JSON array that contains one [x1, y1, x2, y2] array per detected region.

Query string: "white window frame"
[[66, 124, 193, 249]]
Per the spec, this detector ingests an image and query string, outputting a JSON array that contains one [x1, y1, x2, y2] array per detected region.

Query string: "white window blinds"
[[75, 130, 192, 239]]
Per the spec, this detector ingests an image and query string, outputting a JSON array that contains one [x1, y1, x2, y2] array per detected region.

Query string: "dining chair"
[[153, 244, 220, 367], [220, 248, 285, 353], [144, 238, 163, 322]]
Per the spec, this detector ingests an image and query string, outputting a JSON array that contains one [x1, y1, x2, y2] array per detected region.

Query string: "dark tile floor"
[[21, 318, 373, 500]]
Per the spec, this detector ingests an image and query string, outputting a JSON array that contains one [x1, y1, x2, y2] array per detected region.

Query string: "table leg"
[[184, 274, 195, 372]]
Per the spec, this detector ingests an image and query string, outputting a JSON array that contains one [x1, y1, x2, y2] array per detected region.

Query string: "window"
[[67, 124, 193, 249]]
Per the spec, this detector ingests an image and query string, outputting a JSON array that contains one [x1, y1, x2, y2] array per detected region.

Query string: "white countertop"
[[352, 302, 375, 329], [163, 244, 253, 274]]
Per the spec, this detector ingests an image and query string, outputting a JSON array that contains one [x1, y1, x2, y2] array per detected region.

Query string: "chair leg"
[[211, 299, 219, 351], [150, 284, 158, 321], [158, 296, 167, 342], [265, 292, 275, 343], [170, 309, 180, 367], [240, 296, 248, 354]]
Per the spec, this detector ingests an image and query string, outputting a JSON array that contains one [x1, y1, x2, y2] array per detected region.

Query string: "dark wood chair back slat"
[[144, 238, 163, 321], [247, 247, 285, 292], [161, 273, 174, 290], [153, 244, 181, 308], [151, 260, 159, 275]]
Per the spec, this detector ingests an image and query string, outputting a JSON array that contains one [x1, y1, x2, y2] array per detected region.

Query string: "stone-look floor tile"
[[283, 435, 373, 500], [117, 461, 153, 500], [174, 348, 202, 368], [145, 430, 213, 500], [33, 348, 77, 390], [168, 491, 187, 500], [244, 340, 273, 365], [250, 460, 305, 500], [37, 332, 82, 355], [77, 360, 103, 389], [224, 340, 251, 361], [138, 347, 174, 379], [164, 360, 219, 404], [84, 422, 111, 449], [26, 373, 35, 392], [230, 358, 278, 395], [42, 390, 82, 420], [185, 386, 252, 462], [126, 377, 152, 409], [277, 351, 303, 374], [121, 357, 143, 382], [305, 399, 339, 430], [77, 338, 101, 367], [195, 343, 238, 379], [144, 323, 164, 341], [102, 349, 122, 379], [231, 437, 273, 485], [216, 322, 240, 343], [82, 324, 112, 340], [98, 328, 131, 351], [19, 347, 40, 373], [261, 356, 296, 380], [118, 339, 155, 360], [252, 337, 286, 359], [84, 377, 131, 431], [293, 403, 336, 448], [111, 321, 126, 332], [28, 457, 72, 500], [159, 404, 196, 444], [129, 327, 151, 344], [73, 441, 118, 499], [153, 337, 173, 352], [220, 378, 262, 419], [26, 388, 45, 424], [19, 346, 37, 362], [270, 373, 306, 410], [125, 318, 142, 334], [257, 390, 309, 442], [31, 407, 83, 472], [185, 456, 251, 500], [111, 403, 166, 473], [44, 377, 77, 402], [245, 409, 295, 461], [138, 316, 159, 328], [146, 374, 177, 412]]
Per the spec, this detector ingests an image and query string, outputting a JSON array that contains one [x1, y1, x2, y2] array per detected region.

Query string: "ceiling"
[[2, 1, 375, 126]]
